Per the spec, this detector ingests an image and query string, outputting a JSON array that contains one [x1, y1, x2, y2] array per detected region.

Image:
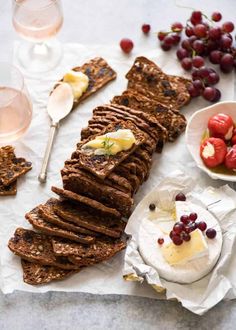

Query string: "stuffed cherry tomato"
[[208, 113, 234, 140], [200, 137, 227, 168], [225, 145, 236, 170]]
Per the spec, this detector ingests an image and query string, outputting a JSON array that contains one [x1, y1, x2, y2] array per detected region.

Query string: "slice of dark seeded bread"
[[112, 90, 187, 142], [75, 120, 147, 180], [25, 206, 95, 244], [51, 186, 121, 219], [126, 56, 191, 109], [38, 198, 100, 237], [52, 237, 126, 267], [8, 228, 79, 270], [62, 172, 133, 218], [56, 57, 116, 109], [52, 198, 126, 238], [21, 259, 79, 285]]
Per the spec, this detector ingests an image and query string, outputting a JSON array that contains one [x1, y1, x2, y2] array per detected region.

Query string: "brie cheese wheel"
[[138, 202, 222, 284]]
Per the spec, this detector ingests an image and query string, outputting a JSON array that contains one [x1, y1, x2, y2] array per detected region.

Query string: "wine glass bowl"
[[0, 63, 32, 144], [12, 0, 64, 73]]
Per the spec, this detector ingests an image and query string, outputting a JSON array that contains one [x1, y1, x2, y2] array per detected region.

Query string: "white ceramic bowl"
[[186, 101, 236, 182]]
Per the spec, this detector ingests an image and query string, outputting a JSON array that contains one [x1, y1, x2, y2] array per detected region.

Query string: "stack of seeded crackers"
[[0, 146, 32, 196], [8, 56, 191, 286]]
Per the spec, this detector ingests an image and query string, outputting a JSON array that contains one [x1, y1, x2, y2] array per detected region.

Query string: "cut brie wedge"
[[161, 229, 208, 266]]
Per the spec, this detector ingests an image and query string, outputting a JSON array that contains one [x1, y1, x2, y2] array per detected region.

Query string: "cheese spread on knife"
[[138, 201, 222, 284], [63, 70, 89, 100]]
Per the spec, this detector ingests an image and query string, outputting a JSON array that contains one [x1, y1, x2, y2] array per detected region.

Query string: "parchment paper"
[[0, 43, 234, 301]]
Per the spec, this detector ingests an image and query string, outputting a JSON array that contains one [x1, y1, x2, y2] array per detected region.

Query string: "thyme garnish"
[[101, 136, 114, 155]]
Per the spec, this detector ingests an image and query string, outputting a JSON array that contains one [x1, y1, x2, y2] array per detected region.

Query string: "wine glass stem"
[[31, 42, 50, 57]]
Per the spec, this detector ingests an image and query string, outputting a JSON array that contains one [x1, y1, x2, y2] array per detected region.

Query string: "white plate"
[[185, 101, 236, 182]]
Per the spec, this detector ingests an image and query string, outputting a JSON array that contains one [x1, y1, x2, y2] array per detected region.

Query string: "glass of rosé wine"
[[0, 63, 32, 143], [12, 0, 63, 73]]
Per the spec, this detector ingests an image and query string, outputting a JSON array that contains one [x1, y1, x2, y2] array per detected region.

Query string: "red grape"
[[209, 50, 223, 64], [211, 12, 222, 22], [181, 39, 191, 50], [163, 35, 175, 46], [194, 24, 207, 38], [142, 24, 151, 34], [120, 38, 134, 53], [181, 57, 192, 71], [193, 79, 204, 91], [199, 67, 211, 79], [212, 88, 221, 102], [220, 35, 232, 50], [171, 22, 183, 32], [187, 84, 200, 97], [185, 26, 194, 37], [190, 11, 202, 25], [192, 40, 205, 54], [157, 31, 167, 41], [189, 35, 198, 44], [180, 215, 189, 225], [192, 56, 205, 68], [188, 222, 197, 232], [203, 87, 217, 101], [176, 48, 189, 60], [161, 42, 171, 51], [207, 72, 220, 85], [173, 222, 185, 234], [169, 230, 174, 239], [220, 53, 234, 73], [192, 68, 200, 80], [197, 221, 207, 231], [175, 192, 186, 201], [172, 235, 183, 245], [149, 203, 156, 211], [208, 27, 222, 40], [182, 233, 191, 242], [157, 238, 164, 245], [172, 33, 181, 45], [206, 228, 217, 239], [189, 212, 198, 221], [222, 21, 234, 33]]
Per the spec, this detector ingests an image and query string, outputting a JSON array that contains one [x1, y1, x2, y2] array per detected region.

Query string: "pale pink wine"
[[0, 87, 32, 143], [12, 0, 63, 42]]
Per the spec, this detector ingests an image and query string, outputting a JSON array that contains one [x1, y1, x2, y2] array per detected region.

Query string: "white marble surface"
[[1, 0, 236, 328]]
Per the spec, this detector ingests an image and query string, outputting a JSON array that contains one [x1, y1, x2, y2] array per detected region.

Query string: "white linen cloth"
[[0, 43, 234, 305]]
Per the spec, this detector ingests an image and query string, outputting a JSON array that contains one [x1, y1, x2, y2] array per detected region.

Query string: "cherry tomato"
[[200, 137, 227, 168], [208, 113, 234, 140], [225, 145, 236, 170]]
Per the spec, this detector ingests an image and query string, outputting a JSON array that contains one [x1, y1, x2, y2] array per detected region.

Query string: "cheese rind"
[[161, 229, 208, 266]]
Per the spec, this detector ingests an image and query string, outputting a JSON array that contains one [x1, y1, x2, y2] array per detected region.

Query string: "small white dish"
[[185, 101, 236, 182]]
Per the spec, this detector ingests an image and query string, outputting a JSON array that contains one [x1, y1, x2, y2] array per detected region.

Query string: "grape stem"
[[174, 0, 195, 11]]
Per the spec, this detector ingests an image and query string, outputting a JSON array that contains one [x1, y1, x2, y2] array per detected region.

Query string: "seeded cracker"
[[0, 145, 32, 187], [21, 259, 79, 285], [56, 57, 117, 109], [25, 206, 95, 244], [75, 120, 147, 180], [8, 228, 79, 270]]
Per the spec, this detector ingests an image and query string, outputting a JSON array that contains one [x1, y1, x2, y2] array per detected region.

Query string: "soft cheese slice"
[[82, 129, 136, 156], [161, 229, 208, 266], [63, 70, 89, 100]]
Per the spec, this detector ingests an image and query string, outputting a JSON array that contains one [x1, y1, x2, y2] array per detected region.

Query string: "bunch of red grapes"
[[157, 10, 235, 102]]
